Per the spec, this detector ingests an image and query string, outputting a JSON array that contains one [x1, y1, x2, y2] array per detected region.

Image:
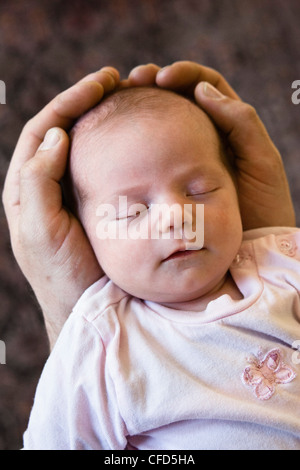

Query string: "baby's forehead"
[[68, 87, 225, 192], [70, 86, 211, 142], [67, 88, 229, 210]]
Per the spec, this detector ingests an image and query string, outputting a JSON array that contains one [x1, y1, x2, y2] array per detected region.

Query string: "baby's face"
[[70, 97, 243, 304]]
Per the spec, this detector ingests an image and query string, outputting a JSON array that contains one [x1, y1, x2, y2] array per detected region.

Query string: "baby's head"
[[68, 86, 242, 305]]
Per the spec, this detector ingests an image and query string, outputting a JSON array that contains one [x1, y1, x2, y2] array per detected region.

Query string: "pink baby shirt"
[[23, 227, 300, 450]]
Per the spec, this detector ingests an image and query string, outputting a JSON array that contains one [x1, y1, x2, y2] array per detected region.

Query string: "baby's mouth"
[[163, 246, 203, 262]]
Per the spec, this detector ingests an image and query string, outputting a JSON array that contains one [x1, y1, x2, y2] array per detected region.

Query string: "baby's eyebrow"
[[104, 170, 218, 203], [107, 183, 148, 201], [95, 164, 224, 207]]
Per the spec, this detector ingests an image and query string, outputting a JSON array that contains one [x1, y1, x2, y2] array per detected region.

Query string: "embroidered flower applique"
[[276, 236, 297, 257], [242, 348, 296, 401]]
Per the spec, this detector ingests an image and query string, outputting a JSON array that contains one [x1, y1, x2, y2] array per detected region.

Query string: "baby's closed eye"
[[186, 186, 221, 198], [117, 202, 149, 220]]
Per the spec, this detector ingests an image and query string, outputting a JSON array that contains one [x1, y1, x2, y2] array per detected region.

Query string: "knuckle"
[[238, 102, 258, 121], [20, 159, 41, 181], [100, 66, 120, 80], [22, 117, 36, 135]]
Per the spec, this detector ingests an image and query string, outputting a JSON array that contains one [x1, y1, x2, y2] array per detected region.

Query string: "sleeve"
[[23, 312, 128, 450], [274, 228, 300, 292], [251, 227, 300, 295], [242, 226, 300, 241]]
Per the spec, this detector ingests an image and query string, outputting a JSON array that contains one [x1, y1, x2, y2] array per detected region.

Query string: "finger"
[[5, 80, 102, 188], [128, 63, 161, 86], [156, 61, 240, 100], [2, 81, 102, 232], [195, 81, 295, 226], [194, 82, 277, 166], [79, 67, 120, 92], [27, 67, 120, 142], [30, 80, 104, 139], [8, 67, 120, 177], [3, 67, 121, 226]]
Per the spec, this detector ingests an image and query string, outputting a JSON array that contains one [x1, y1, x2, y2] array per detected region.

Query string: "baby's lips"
[[163, 243, 204, 262], [162, 244, 187, 261], [185, 242, 204, 251]]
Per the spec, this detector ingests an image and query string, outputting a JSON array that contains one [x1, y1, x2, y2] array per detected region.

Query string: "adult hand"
[[128, 61, 296, 229], [2, 67, 120, 348]]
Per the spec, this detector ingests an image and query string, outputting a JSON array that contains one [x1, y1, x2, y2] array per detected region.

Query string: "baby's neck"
[[159, 272, 243, 312]]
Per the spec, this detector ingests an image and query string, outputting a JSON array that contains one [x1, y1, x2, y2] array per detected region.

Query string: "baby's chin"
[[121, 284, 212, 306], [111, 272, 229, 310]]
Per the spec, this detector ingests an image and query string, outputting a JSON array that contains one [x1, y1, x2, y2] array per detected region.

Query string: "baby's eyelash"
[[115, 188, 220, 220], [117, 203, 149, 220], [186, 188, 218, 197]]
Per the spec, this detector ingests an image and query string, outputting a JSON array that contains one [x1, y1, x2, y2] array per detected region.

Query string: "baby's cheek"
[[204, 200, 242, 245], [94, 239, 136, 280]]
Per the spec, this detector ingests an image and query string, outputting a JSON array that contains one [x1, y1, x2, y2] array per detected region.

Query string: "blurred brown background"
[[0, 0, 300, 450]]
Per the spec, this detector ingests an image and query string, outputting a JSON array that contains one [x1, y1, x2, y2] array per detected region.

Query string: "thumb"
[[19, 127, 70, 231], [194, 82, 279, 167], [36, 127, 69, 179]]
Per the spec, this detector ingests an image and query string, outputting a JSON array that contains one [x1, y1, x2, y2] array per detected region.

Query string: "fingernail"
[[157, 65, 171, 75], [203, 82, 225, 100], [39, 128, 61, 150]]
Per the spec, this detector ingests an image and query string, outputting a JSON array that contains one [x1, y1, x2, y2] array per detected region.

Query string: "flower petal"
[[255, 380, 275, 400], [242, 366, 263, 385], [274, 365, 296, 384]]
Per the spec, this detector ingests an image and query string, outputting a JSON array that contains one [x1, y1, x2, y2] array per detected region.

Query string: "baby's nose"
[[151, 202, 192, 238]]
